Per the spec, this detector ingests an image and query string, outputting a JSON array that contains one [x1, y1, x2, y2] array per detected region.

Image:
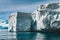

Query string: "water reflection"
[[43, 33, 60, 40], [0, 29, 8, 40], [1, 29, 60, 40], [16, 32, 60, 40], [16, 32, 37, 40], [8, 32, 16, 40]]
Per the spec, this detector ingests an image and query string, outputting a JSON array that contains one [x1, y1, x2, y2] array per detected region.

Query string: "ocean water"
[[0, 29, 60, 40]]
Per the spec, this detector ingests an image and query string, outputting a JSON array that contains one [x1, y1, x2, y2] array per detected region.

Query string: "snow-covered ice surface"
[[32, 2, 60, 30]]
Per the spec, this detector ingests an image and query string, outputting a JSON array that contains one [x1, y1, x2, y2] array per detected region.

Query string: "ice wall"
[[32, 2, 60, 30], [8, 12, 33, 32], [8, 12, 17, 32]]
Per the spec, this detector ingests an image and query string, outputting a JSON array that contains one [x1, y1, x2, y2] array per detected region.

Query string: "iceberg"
[[8, 12, 32, 32], [32, 2, 60, 33], [0, 20, 8, 29]]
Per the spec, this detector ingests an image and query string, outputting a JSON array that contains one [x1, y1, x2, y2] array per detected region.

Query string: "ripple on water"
[[1, 29, 60, 40]]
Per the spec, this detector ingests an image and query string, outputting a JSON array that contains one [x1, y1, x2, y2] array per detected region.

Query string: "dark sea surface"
[[0, 29, 60, 40]]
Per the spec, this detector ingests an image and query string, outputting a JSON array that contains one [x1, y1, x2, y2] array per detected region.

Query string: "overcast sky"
[[0, 0, 59, 20]]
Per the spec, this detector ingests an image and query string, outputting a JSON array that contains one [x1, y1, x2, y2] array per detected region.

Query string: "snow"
[[0, 19, 8, 28], [32, 2, 60, 30]]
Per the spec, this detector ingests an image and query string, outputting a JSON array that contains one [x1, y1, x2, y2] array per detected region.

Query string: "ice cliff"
[[32, 2, 60, 30]]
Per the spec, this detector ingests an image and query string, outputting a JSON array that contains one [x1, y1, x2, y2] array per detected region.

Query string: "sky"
[[0, 0, 59, 20]]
